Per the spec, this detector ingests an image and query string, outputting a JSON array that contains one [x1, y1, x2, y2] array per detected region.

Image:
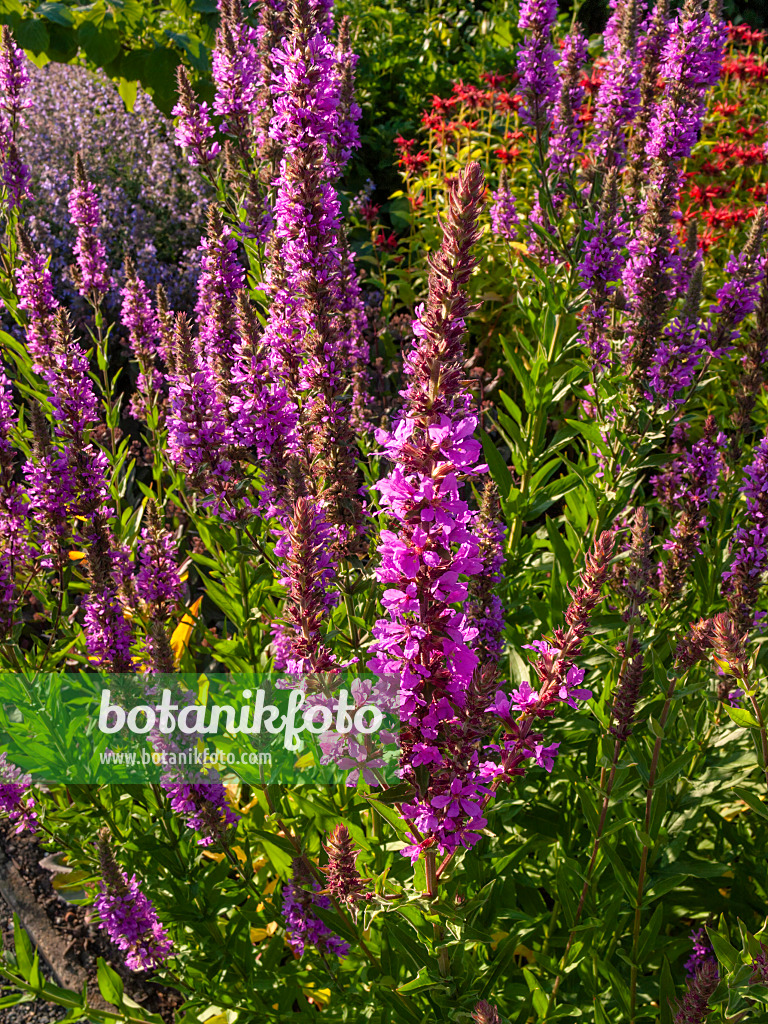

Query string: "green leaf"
[[724, 704, 760, 729], [13, 916, 34, 980], [659, 957, 676, 1024], [96, 958, 123, 1007], [706, 928, 741, 972], [35, 2, 74, 25], [15, 17, 49, 53], [732, 787, 768, 821], [397, 966, 443, 993], [479, 429, 513, 499], [77, 20, 121, 65]]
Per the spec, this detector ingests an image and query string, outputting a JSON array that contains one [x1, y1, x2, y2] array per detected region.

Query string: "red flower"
[[373, 230, 398, 252]]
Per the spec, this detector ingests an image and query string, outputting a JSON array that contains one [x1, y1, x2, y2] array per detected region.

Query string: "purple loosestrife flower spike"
[[121, 257, 164, 423], [489, 168, 520, 242], [673, 959, 719, 1023], [675, 617, 716, 670], [212, 0, 259, 148], [655, 418, 726, 601], [272, 495, 340, 676], [548, 27, 588, 195], [230, 290, 297, 462], [16, 226, 58, 372], [96, 833, 173, 971], [623, 0, 726, 380], [282, 857, 349, 958], [166, 312, 234, 503], [136, 500, 182, 613], [0, 26, 29, 125], [194, 206, 246, 385], [591, 0, 641, 172], [624, 505, 654, 610], [24, 404, 72, 565], [722, 435, 768, 633], [492, 530, 616, 721], [707, 210, 767, 357], [732, 273, 768, 440], [710, 612, 750, 704], [331, 17, 362, 172], [0, 753, 37, 834], [578, 168, 627, 368], [0, 27, 31, 208], [68, 153, 110, 302], [162, 781, 238, 846], [265, 5, 368, 546], [0, 366, 28, 636], [609, 652, 643, 740], [516, 0, 559, 131], [626, 0, 671, 195], [370, 163, 491, 856], [647, 263, 705, 408], [321, 823, 367, 904], [173, 66, 221, 167]]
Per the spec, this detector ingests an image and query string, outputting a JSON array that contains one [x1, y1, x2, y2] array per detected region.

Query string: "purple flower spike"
[[282, 857, 349, 958], [96, 833, 173, 972], [516, 0, 559, 130], [0, 753, 38, 834], [68, 153, 110, 301]]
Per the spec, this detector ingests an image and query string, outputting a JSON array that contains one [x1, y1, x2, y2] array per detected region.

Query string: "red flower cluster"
[[727, 22, 766, 46], [721, 53, 768, 80]]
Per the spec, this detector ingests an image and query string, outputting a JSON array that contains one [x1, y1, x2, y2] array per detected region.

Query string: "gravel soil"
[[0, 823, 183, 1024]]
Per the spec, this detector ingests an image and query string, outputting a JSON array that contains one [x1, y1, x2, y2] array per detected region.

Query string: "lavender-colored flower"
[[16, 61, 207, 316], [0, 753, 37, 834], [162, 781, 237, 847], [68, 153, 110, 301], [722, 436, 768, 633], [96, 835, 173, 971], [282, 857, 349, 958], [516, 0, 559, 129]]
